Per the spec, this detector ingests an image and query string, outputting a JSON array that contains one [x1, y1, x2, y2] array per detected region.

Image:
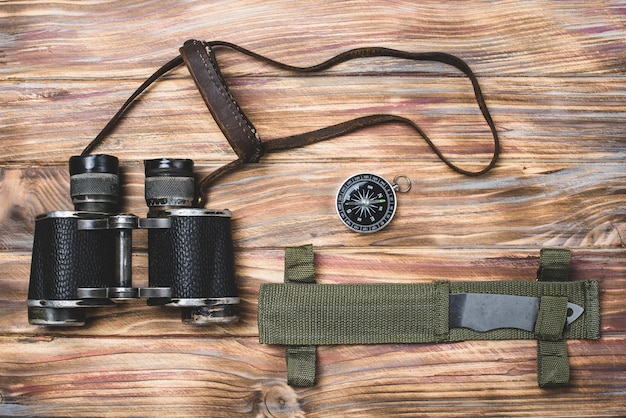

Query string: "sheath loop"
[[537, 248, 571, 282], [534, 295, 569, 341], [283, 244, 317, 386], [537, 340, 570, 388], [536, 248, 572, 387], [286, 345, 317, 387], [284, 244, 316, 284]]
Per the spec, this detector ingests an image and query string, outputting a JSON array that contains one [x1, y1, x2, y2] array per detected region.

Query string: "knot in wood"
[[260, 382, 304, 418]]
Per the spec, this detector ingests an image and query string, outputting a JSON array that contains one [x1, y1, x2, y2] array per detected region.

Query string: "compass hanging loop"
[[392, 175, 412, 193]]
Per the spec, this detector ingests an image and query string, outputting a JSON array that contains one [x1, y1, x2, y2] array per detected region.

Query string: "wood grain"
[[1, 0, 625, 416], [0, 337, 624, 417], [2, 76, 625, 163], [1, 1, 624, 78]]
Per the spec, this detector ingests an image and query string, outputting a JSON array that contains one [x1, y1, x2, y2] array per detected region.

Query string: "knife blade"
[[449, 293, 584, 332]]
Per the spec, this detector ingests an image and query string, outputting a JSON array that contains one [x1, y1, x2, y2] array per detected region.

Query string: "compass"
[[335, 173, 411, 233]]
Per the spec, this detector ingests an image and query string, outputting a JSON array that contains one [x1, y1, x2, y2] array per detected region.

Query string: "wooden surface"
[[1, 1, 625, 416]]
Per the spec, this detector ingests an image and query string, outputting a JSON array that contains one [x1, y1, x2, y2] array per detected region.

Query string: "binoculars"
[[28, 154, 239, 326]]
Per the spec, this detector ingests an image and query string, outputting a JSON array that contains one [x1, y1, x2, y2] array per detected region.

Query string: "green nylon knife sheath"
[[259, 280, 599, 345], [257, 245, 600, 387]]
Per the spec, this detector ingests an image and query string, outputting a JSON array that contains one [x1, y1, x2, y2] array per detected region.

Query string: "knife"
[[449, 293, 584, 332]]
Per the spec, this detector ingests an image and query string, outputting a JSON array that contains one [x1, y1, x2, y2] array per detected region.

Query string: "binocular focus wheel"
[[139, 287, 173, 298]]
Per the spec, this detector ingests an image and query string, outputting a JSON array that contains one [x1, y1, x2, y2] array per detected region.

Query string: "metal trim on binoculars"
[[138, 209, 232, 229], [165, 296, 240, 307], [76, 287, 173, 300], [28, 156, 240, 327], [77, 214, 139, 231]]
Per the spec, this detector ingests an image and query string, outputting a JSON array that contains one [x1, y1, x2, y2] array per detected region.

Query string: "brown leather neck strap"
[[83, 39, 500, 207]]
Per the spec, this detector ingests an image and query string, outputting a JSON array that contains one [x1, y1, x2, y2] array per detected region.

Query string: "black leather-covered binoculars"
[[28, 154, 239, 326]]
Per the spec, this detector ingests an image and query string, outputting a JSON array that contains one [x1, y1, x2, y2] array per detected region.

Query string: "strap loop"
[[198, 40, 500, 201], [283, 244, 317, 386], [535, 248, 572, 387], [284, 244, 315, 284], [534, 295, 569, 341], [537, 340, 570, 387], [286, 346, 317, 387], [537, 248, 571, 282]]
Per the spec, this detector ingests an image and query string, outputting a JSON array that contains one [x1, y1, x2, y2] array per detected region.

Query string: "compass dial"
[[335, 173, 397, 233]]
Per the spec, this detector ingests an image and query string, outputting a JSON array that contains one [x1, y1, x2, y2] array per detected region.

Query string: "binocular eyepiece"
[[28, 154, 239, 326]]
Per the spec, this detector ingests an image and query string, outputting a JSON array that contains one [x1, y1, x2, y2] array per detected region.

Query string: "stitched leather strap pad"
[[180, 40, 263, 164]]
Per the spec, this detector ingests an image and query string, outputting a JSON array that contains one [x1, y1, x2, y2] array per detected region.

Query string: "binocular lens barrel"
[[69, 154, 119, 213], [144, 158, 195, 212]]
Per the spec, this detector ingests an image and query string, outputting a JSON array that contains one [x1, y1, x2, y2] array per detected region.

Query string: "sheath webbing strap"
[[536, 249, 571, 387], [258, 245, 600, 387], [284, 244, 315, 284], [534, 295, 568, 341], [283, 244, 317, 386], [537, 248, 571, 282], [537, 340, 570, 387]]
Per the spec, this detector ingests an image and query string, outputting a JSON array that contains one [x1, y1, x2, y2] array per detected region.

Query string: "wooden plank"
[[2, 76, 625, 163], [2, 248, 624, 336], [1, 1, 625, 79], [1, 162, 624, 251], [0, 336, 624, 416]]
